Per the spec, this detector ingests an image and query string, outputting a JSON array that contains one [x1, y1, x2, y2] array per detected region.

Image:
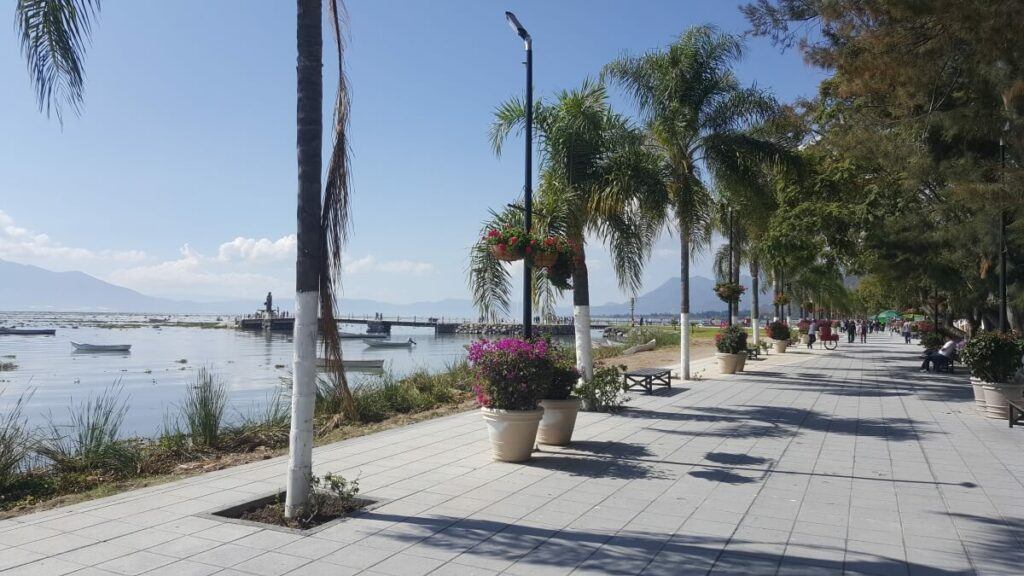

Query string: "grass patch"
[[0, 390, 32, 489], [181, 367, 228, 448]]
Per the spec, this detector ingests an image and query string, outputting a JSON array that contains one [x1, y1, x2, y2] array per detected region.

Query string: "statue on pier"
[[264, 292, 273, 316]]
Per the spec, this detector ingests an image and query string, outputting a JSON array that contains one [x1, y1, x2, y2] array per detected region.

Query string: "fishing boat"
[[71, 342, 132, 353], [364, 338, 416, 349], [316, 358, 385, 370], [0, 327, 56, 335]]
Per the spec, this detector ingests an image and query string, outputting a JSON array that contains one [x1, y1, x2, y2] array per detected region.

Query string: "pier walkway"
[[3, 336, 1023, 575]]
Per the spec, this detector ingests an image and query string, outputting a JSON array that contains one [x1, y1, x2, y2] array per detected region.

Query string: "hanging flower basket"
[[543, 239, 578, 290], [714, 282, 746, 304], [484, 227, 528, 262], [530, 237, 560, 268], [772, 293, 790, 306]]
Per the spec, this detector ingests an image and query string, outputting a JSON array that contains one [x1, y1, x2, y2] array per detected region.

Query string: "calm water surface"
[[0, 312, 593, 436]]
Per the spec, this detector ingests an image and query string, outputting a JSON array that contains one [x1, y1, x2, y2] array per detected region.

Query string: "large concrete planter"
[[981, 383, 1024, 419], [481, 408, 543, 462], [716, 352, 740, 374], [773, 340, 788, 353], [970, 377, 987, 412], [537, 398, 581, 446], [735, 353, 747, 372]]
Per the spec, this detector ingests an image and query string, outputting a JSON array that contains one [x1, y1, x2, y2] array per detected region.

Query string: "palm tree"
[[17, 0, 356, 517], [604, 25, 782, 379], [471, 80, 663, 379]]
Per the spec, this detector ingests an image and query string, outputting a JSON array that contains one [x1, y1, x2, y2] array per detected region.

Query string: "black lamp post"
[[506, 11, 533, 338], [999, 128, 1008, 332]]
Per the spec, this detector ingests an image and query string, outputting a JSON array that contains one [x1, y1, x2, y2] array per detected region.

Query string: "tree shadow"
[[347, 512, 978, 575], [529, 441, 666, 480]]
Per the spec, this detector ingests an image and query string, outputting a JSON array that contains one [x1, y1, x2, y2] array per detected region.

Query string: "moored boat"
[[71, 342, 132, 353], [341, 332, 386, 339], [316, 358, 385, 370], [0, 327, 56, 335], [363, 338, 416, 349]]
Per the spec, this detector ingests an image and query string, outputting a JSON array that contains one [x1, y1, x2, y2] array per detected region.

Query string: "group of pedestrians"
[[802, 317, 882, 349]]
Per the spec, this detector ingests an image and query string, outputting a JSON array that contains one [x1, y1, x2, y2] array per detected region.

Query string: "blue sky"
[[0, 1, 826, 309]]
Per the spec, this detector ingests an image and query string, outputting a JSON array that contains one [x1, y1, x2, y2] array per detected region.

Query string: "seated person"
[[920, 336, 960, 372]]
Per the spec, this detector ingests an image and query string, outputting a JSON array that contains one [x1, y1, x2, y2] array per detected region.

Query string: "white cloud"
[[0, 210, 146, 264], [109, 244, 285, 300], [343, 255, 434, 276], [217, 235, 296, 262]]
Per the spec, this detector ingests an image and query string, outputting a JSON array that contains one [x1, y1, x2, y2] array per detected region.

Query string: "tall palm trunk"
[[750, 258, 760, 348], [572, 242, 594, 381], [286, 0, 323, 518], [680, 221, 690, 380]]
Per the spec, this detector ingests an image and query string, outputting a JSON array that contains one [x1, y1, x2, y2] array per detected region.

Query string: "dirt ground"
[[597, 343, 715, 372]]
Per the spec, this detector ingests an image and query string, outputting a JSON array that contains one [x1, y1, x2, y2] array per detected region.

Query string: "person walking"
[[859, 319, 869, 343], [807, 319, 818, 349], [846, 319, 856, 343], [901, 321, 912, 344]]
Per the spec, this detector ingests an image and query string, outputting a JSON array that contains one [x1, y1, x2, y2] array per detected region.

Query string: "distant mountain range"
[[591, 275, 760, 316], [0, 259, 478, 316], [0, 258, 763, 317]]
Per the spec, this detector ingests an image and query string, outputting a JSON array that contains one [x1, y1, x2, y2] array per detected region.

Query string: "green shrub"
[[547, 345, 579, 400], [0, 390, 32, 489], [765, 321, 791, 341], [182, 367, 228, 448], [37, 383, 141, 477], [577, 366, 628, 412], [624, 326, 679, 347], [919, 332, 944, 351], [961, 331, 1024, 384], [715, 325, 748, 354]]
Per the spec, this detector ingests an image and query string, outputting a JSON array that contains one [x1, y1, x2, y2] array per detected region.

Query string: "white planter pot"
[[716, 352, 739, 375], [735, 352, 747, 372], [537, 398, 582, 446], [773, 340, 788, 353], [982, 383, 1024, 420], [481, 407, 543, 462], [970, 377, 987, 412]]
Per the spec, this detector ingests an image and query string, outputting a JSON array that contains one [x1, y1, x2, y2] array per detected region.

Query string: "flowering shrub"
[[961, 331, 1024, 384], [766, 321, 791, 341], [915, 321, 935, 333], [715, 325, 748, 354], [772, 293, 790, 306], [714, 282, 746, 303], [467, 338, 552, 410], [796, 320, 810, 335]]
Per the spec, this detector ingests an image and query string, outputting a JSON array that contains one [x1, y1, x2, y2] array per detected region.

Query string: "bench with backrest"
[[1008, 397, 1024, 428]]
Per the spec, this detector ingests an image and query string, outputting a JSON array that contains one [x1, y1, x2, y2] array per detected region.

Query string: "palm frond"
[[16, 0, 100, 123], [320, 0, 355, 422]]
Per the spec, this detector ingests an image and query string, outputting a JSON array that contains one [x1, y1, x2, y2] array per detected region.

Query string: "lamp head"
[[505, 11, 530, 45]]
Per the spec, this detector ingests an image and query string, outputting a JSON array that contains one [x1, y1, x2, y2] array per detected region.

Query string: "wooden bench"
[[1008, 397, 1024, 428], [746, 346, 760, 360], [623, 368, 672, 394]]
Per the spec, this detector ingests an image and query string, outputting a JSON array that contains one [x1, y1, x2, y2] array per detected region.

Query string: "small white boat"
[[340, 332, 386, 339], [364, 338, 416, 349], [0, 327, 56, 335], [316, 358, 385, 370], [71, 342, 132, 353]]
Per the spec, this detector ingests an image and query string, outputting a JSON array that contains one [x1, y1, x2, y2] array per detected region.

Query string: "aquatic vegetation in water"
[[181, 368, 229, 448], [0, 390, 32, 489], [0, 362, 17, 371]]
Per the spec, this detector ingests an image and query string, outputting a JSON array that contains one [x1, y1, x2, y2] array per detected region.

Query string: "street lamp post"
[[999, 130, 1008, 333], [506, 11, 533, 338]]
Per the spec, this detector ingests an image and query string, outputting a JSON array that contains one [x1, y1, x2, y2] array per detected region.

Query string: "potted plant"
[[483, 226, 528, 262], [961, 332, 1024, 418], [766, 321, 791, 353], [715, 325, 748, 375], [468, 338, 552, 461], [796, 320, 810, 345], [537, 346, 581, 446], [772, 293, 790, 307]]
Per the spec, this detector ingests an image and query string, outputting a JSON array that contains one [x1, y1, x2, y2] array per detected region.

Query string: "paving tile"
[[230, 551, 310, 575], [95, 550, 176, 575]]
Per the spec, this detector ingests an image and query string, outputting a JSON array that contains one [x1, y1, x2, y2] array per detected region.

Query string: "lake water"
[[0, 312, 597, 437]]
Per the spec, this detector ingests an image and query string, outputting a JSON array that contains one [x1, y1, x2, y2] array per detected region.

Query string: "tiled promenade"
[[2, 335, 1023, 575]]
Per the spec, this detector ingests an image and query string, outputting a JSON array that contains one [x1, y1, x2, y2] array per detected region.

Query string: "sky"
[[0, 0, 827, 310]]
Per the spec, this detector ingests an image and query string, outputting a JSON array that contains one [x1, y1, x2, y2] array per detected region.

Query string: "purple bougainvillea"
[[467, 338, 552, 411]]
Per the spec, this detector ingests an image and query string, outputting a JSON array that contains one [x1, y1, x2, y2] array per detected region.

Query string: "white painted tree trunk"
[[574, 305, 593, 381], [285, 290, 318, 517], [680, 312, 690, 380], [752, 318, 760, 349]]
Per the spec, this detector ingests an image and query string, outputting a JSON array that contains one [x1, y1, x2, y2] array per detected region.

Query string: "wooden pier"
[[235, 315, 607, 335]]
